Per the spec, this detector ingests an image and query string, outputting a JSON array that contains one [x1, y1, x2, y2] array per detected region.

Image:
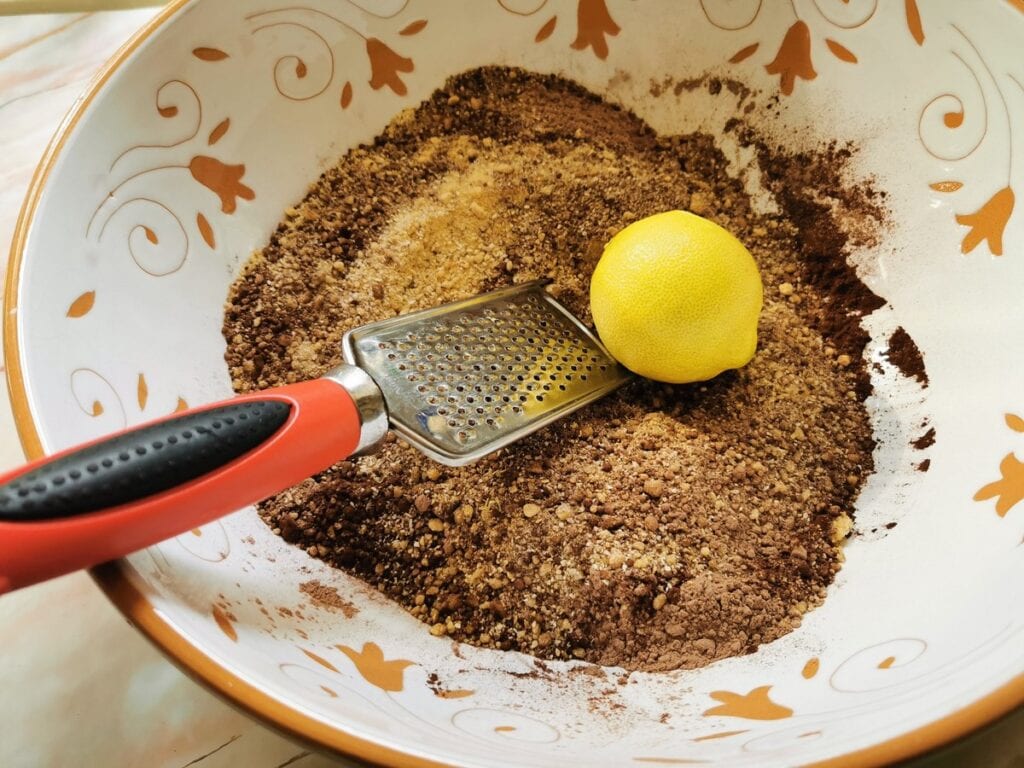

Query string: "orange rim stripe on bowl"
[[3, 3, 1022, 766]]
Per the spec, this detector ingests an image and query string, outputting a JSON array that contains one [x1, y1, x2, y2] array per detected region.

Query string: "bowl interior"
[[10, 1, 1024, 766]]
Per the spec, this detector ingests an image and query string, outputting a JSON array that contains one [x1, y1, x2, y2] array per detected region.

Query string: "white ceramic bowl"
[[7, 1, 1024, 765]]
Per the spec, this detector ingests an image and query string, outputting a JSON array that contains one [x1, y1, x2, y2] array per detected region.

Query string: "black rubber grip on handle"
[[0, 400, 291, 521]]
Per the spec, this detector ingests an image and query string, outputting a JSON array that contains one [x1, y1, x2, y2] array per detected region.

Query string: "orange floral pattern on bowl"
[[497, 0, 620, 60], [243, 4, 425, 107], [975, 413, 1024, 517], [702, 0, 1023, 258]]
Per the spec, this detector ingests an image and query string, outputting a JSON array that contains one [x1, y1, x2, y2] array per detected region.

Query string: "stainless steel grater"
[[0, 281, 631, 592], [342, 281, 631, 465]]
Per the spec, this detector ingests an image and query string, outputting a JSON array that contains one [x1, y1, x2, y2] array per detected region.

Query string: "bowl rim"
[[4, 2, 1023, 765]]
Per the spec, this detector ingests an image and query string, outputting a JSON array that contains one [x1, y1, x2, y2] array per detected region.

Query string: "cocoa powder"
[[299, 580, 358, 618], [913, 427, 936, 450], [223, 67, 883, 672], [885, 327, 928, 385]]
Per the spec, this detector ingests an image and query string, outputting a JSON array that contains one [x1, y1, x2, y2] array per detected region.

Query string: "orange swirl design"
[[344, 0, 410, 19], [450, 707, 561, 744], [70, 367, 126, 428], [250, 20, 335, 101], [919, 24, 1019, 258], [828, 638, 929, 693], [917, 55, 988, 162], [176, 519, 231, 562], [109, 80, 201, 170], [98, 196, 190, 277], [86, 76, 255, 279], [497, 0, 549, 16], [245, 6, 417, 102], [808, 0, 878, 30], [698, 0, 762, 31]]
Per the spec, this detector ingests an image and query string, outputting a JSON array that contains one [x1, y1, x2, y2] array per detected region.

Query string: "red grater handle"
[[0, 378, 364, 593]]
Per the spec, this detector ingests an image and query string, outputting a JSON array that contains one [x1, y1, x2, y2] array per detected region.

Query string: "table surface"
[[0, 9, 1022, 768]]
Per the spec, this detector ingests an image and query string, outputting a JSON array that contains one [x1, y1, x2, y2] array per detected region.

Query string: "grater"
[[342, 280, 630, 465], [0, 281, 630, 592]]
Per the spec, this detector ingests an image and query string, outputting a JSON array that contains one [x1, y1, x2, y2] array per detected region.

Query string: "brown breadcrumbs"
[[223, 67, 884, 672]]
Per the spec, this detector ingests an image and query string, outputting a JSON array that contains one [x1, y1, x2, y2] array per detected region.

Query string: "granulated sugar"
[[223, 67, 882, 672]]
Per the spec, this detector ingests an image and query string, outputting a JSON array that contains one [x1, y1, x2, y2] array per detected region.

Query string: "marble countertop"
[[0, 9, 1021, 768]]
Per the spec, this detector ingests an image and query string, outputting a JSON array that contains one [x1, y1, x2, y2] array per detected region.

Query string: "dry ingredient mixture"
[[223, 67, 885, 672]]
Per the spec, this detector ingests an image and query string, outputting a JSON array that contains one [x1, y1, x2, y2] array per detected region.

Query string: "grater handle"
[[0, 373, 377, 593]]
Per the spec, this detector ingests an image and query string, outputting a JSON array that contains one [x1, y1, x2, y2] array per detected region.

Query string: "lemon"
[[589, 210, 763, 383]]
